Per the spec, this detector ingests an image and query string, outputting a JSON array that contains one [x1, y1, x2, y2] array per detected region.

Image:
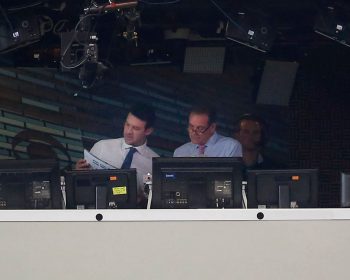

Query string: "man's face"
[[123, 113, 153, 146], [236, 119, 262, 151], [188, 113, 216, 145]]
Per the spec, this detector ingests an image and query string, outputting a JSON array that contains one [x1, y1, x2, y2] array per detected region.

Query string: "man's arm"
[[75, 140, 103, 169]]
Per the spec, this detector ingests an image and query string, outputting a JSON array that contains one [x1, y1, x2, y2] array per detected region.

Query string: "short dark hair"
[[234, 113, 268, 147], [189, 104, 217, 124], [129, 103, 156, 129]]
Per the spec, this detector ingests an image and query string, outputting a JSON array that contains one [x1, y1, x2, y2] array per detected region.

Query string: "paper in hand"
[[84, 149, 116, 169]]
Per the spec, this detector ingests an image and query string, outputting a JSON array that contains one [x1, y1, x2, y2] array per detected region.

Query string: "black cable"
[[7, 1, 44, 12], [61, 6, 107, 69], [61, 56, 89, 69], [210, 0, 245, 32], [62, 1, 130, 69], [61, 13, 96, 61], [0, 3, 14, 32], [53, 19, 70, 35]]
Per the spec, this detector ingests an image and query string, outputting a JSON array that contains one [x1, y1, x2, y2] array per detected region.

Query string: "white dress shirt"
[[90, 138, 159, 197]]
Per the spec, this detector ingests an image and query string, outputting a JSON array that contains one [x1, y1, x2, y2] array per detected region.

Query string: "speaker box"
[[256, 60, 299, 106], [183, 46, 226, 74], [225, 13, 275, 52]]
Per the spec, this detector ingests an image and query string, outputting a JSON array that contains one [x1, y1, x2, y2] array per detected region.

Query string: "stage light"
[[314, 4, 350, 47], [225, 11, 276, 53], [0, 14, 41, 53]]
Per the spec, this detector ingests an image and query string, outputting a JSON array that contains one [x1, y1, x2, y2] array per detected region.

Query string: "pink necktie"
[[198, 145, 206, 155]]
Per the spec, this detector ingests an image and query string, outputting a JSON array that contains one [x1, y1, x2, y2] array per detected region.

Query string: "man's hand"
[[75, 159, 91, 170]]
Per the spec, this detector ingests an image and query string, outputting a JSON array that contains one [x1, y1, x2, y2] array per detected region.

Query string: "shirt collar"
[[200, 132, 219, 148], [193, 132, 219, 152], [122, 138, 147, 155]]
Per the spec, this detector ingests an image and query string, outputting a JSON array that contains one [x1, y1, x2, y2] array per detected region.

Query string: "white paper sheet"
[[84, 149, 117, 169]]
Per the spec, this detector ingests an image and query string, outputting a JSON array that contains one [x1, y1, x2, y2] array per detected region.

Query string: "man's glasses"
[[188, 124, 211, 134]]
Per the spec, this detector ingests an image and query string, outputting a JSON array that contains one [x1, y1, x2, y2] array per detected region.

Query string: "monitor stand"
[[278, 185, 290, 208], [95, 186, 107, 209]]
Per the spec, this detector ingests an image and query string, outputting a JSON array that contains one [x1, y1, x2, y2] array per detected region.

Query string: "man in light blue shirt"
[[174, 105, 242, 157]]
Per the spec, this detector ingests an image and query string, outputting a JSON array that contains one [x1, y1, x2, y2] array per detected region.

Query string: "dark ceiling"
[[0, 0, 349, 67]]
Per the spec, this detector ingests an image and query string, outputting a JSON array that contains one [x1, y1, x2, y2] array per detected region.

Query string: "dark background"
[[0, 0, 350, 207]]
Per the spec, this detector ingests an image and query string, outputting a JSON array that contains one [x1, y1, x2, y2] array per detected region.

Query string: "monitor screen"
[[0, 159, 61, 209], [247, 169, 318, 208], [65, 169, 137, 209], [152, 157, 243, 209]]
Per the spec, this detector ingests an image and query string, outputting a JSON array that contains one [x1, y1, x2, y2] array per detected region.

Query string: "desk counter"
[[0, 209, 349, 280]]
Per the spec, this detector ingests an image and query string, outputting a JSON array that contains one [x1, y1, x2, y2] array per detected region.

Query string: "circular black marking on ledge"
[[96, 213, 103, 221], [257, 212, 264, 220]]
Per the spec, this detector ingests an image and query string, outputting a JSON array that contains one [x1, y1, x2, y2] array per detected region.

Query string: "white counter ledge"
[[0, 208, 350, 221], [1, 208, 350, 280]]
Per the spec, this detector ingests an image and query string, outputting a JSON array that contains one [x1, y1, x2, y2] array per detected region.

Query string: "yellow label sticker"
[[112, 186, 127, 195]]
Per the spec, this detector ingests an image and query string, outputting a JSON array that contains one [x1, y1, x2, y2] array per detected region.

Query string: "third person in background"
[[233, 113, 271, 169]]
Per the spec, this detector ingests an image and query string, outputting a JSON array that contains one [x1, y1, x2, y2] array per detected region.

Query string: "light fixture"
[[314, 4, 350, 47]]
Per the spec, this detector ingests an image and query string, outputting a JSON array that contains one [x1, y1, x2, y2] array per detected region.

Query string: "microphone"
[[84, 1, 138, 14]]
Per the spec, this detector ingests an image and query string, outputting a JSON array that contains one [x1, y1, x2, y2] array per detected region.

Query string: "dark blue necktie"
[[121, 147, 137, 169]]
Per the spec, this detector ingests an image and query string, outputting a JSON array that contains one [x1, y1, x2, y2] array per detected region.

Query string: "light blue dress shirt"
[[173, 132, 242, 157]]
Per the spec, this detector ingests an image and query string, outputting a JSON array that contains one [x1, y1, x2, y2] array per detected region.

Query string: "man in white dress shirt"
[[75, 104, 159, 204]]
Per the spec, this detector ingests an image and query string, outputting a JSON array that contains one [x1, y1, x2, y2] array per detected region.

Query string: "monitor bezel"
[[65, 168, 138, 209], [152, 157, 243, 209], [247, 168, 319, 208], [0, 159, 62, 209]]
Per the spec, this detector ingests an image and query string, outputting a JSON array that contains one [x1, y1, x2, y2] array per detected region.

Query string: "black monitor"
[[247, 169, 318, 208], [65, 169, 138, 209], [152, 157, 243, 209], [0, 159, 62, 209]]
